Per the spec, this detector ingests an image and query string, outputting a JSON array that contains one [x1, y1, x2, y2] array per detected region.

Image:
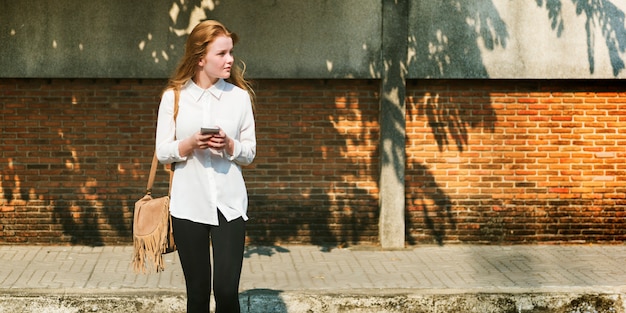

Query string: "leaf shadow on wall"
[[410, 0, 510, 78], [403, 0, 626, 245], [0, 115, 134, 246], [246, 186, 379, 252], [405, 82, 497, 245], [412, 0, 626, 78], [244, 80, 381, 252], [48, 126, 135, 246], [405, 0, 505, 244], [537, 0, 626, 76], [0, 160, 29, 205]]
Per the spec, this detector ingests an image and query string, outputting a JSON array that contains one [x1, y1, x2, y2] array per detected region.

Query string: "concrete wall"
[[1, 0, 175, 78], [0, 0, 381, 79], [409, 0, 626, 78], [2, 0, 625, 79]]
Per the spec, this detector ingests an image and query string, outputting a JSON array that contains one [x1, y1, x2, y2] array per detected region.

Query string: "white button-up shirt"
[[155, 79, 256, 225]]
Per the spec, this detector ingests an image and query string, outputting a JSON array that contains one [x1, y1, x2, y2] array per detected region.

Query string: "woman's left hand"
[[208, 129, 234, 155]]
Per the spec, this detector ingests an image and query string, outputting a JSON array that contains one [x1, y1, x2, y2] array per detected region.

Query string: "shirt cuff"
[[174, 140, 188, 161], [157, 139, 188, 164], [225, 140, 241, 161]]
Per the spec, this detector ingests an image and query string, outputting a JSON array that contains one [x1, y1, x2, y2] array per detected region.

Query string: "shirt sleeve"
[[156, 89, 188, 164], [227, 95, 256, 166]]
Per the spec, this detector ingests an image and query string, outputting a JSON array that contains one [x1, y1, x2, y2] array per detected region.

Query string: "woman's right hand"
[[178, 132, 212, 156]]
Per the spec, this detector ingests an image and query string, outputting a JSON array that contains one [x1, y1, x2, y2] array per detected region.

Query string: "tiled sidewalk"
[[2, 244, 626, 294]]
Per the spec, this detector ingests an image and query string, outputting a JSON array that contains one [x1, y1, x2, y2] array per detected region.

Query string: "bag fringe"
[[132, 195, 170, 274]]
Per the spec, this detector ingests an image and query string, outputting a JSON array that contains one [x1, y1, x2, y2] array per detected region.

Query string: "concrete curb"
[[1, 290, 625, 313]]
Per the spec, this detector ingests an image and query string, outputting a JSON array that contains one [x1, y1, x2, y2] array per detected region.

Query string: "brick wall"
[[1, 78, 624, 246], [406, 80, 626, 244], [248, 80, 381, 246], [0, 78, 381, 246], [1, 79, 163, 245]]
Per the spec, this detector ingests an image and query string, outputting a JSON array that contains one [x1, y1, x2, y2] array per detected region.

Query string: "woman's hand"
[[178, 132, 211, 156], [208, 129, 235, 155], [178, 129, 234, 156]]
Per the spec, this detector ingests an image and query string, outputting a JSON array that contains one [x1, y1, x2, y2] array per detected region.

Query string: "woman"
[[155, 20, 256, 313]]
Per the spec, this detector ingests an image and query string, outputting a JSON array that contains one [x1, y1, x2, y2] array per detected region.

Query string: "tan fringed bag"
[[132, 88, 179, 274], [132, 154, 176, 273]]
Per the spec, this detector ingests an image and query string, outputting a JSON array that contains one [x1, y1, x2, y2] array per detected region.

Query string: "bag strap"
[[146, 87, 180, 196]]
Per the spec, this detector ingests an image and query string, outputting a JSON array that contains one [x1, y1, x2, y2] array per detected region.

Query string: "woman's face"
[[197, 35, 234, 85]]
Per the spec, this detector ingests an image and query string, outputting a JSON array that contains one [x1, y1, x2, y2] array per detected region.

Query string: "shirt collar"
[[185, 78, 225, 102]]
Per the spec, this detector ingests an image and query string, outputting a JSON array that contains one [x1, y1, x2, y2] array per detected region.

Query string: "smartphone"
[[200, 127, 220, 135]]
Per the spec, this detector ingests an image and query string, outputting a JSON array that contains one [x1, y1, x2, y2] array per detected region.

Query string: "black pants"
[[172, 212, 245, 313]]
